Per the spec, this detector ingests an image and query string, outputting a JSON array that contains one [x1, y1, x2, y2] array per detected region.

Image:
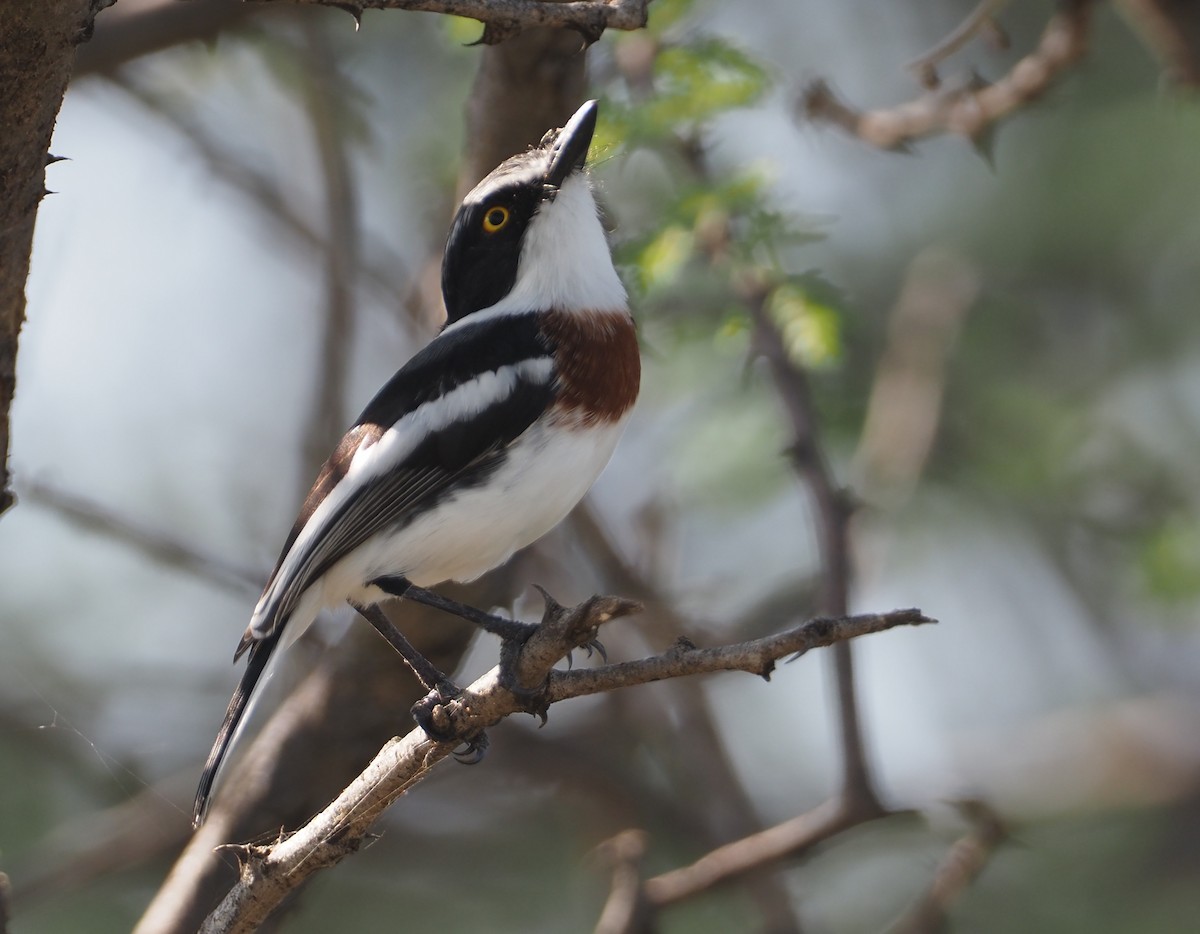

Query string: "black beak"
[[544, 100, 599, 191]]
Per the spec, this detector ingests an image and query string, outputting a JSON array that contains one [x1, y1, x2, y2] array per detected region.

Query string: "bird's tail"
[[192, 630, 281, 827]]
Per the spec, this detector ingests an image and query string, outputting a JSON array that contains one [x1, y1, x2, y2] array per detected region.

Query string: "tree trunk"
[[0, 0, 112, 517]]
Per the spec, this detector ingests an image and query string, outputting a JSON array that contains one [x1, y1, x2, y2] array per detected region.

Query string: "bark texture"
[[0, 0, 111, 516]]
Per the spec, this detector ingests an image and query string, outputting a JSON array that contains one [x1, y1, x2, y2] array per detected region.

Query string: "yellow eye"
[[482, 205, 510, 233]]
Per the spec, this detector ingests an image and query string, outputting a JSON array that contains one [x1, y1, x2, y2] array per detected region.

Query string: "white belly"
[[306, 418, 626, 615]]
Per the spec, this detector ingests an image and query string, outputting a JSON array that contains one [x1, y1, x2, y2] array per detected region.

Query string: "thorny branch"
[[803, 0, 1096, 150], [904, 0, 1011, 89], [200, 597, 931, 933], [257, 0, 649, 44]]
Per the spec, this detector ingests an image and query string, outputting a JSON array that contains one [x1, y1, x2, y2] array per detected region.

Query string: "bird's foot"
[[564, 636, 608, 669], [494, 590, 610, 724], [410, 678, 487, 762]]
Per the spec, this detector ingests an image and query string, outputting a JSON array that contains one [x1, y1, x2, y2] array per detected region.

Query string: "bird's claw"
[[453, 731, 489, 764], [410, 679, 463, 743], [564, 636, 607, 670]]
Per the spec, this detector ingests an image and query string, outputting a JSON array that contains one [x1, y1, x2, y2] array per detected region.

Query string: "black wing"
[[250, 311, 555, 643]]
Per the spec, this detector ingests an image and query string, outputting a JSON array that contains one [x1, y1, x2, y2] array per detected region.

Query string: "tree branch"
[[803, 0, 1096, 151], [568, 505, 808, 932], [592, 829, 651, 934], [1117, 0, 1200, 87], [904, 0, 1011, 90], [74, 0, 256, 76], [256, 0, 649, 44], [886, 801, 1008, 934], [743, 280, 883, 818], [21, 479, 263, 594], [545, 609, 930, 702], [0, 870, 11, 934], [201, 597, 930, 932], [644, 797, 870, 909]]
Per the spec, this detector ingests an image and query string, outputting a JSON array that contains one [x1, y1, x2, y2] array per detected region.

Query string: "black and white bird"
[[192, 100, 640, 827]]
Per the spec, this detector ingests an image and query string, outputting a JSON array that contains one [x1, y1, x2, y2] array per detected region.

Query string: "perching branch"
[[201, 595, 931, 933], [803, 0, 1095, 151], [257, 0, 649, 44]]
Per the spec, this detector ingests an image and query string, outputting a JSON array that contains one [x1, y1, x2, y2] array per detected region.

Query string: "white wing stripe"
[[249, 355, 554, 636]]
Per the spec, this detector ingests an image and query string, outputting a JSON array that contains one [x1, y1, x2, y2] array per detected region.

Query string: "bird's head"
[[441, 100, 626, 327]]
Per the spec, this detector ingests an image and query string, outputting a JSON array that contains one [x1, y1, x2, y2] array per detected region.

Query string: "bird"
[[192, 100, 640, 827]]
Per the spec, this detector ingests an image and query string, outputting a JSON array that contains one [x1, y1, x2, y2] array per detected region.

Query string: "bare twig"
[[904, 0, 1011, 89], [593, 829, 652, 934], [546, 609, 930, 702], [256, 0, 649, 44], [804, 0, 1096, 150], [74, 0, 257, 76], [644, 797, 869, 908], [886, 801, 1008, 934], [201, 598, 930, 933], [20, 479, 263, 594], [1118, 0, 1200, 86]]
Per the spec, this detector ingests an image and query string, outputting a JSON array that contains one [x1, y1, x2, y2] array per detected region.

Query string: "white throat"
[[486, 174, 626, 316]]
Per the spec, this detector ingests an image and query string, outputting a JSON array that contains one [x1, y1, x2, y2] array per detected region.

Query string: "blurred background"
[[2, 0, 1200, 931]]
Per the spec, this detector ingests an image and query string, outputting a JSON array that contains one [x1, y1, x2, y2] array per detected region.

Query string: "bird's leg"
[[373, 577, 571, 716], [353, 600, 451, 692], [352, 600, 485, 761], [371, 575, 538, 643]]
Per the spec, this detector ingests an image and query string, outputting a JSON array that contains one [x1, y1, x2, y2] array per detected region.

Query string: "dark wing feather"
[[250, 323, 556, 643], [192, 629, 280, 826]]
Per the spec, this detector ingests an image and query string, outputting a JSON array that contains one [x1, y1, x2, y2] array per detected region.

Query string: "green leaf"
[[443, 15, 483, 45], [644, 0, 697, 36], [608, 37, 768, 148], [767, 277, 843, 368], [636, 224, 695, 291], [651, 39, 768, 125]]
